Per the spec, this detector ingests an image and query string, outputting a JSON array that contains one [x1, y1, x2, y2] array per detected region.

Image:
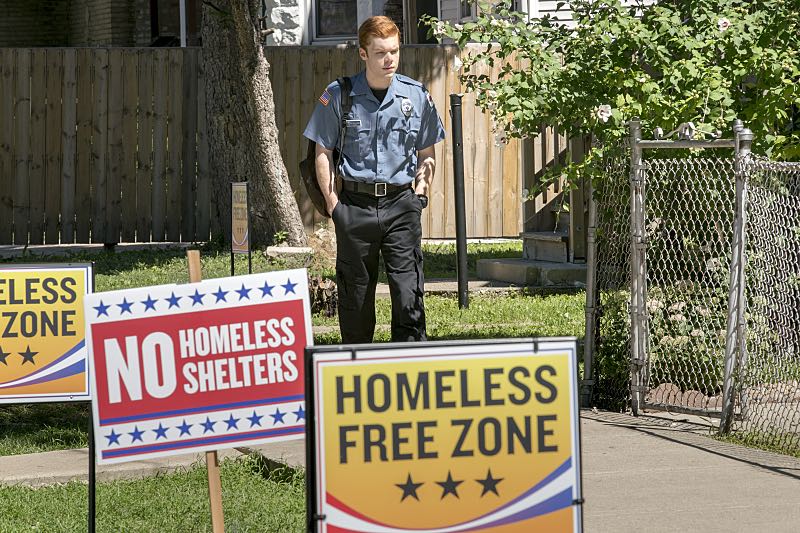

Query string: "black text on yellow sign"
[[335, 365, 561, 464]]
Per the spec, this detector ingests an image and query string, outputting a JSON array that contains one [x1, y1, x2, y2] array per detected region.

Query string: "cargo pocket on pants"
[[336, 260, 358, 310], [413, 247, 425, 296]]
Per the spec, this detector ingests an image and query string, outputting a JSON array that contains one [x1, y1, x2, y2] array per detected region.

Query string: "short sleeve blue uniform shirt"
[[303, 71, 446, 186]]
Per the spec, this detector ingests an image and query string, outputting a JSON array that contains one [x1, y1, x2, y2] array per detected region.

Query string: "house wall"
[[439, 0, 654, 25], [133, 0, 151, 45], [69, 0, 134, 46], [264, 0, 397, 46], [263, 0, 305, 45], [0, 0, 70, 47]]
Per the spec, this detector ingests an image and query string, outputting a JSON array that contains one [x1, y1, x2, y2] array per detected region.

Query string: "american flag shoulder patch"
[[319, 89, 331, 106]]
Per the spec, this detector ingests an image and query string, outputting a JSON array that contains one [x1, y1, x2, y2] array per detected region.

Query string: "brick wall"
[[69, 0, 135, 46], [0, 0, 70, 46]]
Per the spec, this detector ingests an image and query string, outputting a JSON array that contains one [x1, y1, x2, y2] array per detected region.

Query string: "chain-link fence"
[[734, 156, 800, 452], [640, 156, 735, 415], [584, 124, 800, 455], [584, 142, 631, 412]]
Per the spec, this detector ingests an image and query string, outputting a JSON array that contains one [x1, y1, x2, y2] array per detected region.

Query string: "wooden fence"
[[0, 45, 573, 245], [266, 44, 525, 239], [0, 47, 207, 245]]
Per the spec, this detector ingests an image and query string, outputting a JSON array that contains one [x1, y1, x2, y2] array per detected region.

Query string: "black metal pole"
[[450, 94, 468, 309], [246, 181, 252, 274], [88, 265, 96, 533], [230, 183, 235, 277], [88, 407, 96, 533]]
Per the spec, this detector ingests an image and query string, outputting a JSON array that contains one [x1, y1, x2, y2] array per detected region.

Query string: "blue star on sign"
[[293, 406, 306, 422], [259, 281, 274, 297], [105, 429, 121, 446], [225, 414, 240, 430], [247, 410, 263, 428], [201, 417, 217, 434], [94, 301, 110, 317], [236, 284, 251, 300], [190, 289, 205, 306], [177, 420, 193, 436], [129, 426, 145, 443], [213, 286, 229, 302], [282, 279, 297, 295], [270, 408, 286, 425], [117, 298, 133, 314], [166, 292, 182, 308], [153, 423, 169, 440], [141, 295, 158, 311]]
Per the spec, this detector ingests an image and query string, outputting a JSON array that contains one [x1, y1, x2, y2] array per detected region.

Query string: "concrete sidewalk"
[[2, 409, 799, 531], [581, 410, 800, 532]]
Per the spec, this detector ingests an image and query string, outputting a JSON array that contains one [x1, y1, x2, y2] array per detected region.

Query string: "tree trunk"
[[201, 0, 307, 247]]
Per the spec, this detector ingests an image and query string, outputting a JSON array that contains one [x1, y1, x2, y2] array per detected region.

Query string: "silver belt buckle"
[[375, 182, 387, 197]]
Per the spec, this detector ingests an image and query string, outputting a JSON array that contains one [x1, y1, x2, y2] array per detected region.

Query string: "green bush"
[[429, 0, 800, 195], [593, 290, 631, 411]]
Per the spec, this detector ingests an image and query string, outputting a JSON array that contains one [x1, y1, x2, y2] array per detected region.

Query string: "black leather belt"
[[342, 180, 412, 197]]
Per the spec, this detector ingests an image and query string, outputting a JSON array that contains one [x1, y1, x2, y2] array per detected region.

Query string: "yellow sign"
[[0, 264, 93, 404], [309, 339, 582, 532], [231, 182, 250, 254]]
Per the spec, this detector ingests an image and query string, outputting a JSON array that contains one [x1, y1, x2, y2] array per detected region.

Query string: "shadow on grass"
[[2, 241, 524, 283], [0, 246, 198, 277], [0, 403, 90, 454]]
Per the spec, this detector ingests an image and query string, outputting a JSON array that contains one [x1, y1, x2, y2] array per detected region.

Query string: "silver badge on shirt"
[[401, 98, 414, 118]]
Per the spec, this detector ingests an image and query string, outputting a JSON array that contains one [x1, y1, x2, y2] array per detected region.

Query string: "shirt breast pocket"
[[344, 115, 372, 159], [391, 116, 421, 155]]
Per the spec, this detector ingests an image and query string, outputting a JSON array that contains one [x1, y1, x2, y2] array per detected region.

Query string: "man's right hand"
[[326, 195, 339, 218]]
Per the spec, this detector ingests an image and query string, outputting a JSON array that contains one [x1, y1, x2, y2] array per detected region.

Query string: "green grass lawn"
[[0, 240, 523, 288], [0, 242, 584, 456], [0, 291, 584, 457], [0, 241, 584, 531], [0, 456, 305, 533]]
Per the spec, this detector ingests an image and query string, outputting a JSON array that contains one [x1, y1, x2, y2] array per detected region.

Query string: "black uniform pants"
[[331, 186, 426, 344]]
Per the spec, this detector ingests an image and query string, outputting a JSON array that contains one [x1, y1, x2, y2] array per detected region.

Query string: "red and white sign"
[[85, 269, 312, 464]]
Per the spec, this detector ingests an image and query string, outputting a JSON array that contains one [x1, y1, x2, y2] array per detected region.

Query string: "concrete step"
[[477, 258, 586, 288], [521, 231, 569, 263]]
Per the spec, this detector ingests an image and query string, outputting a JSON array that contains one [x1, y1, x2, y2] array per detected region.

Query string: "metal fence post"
[[720, 124, 753, 433], [582, 180, 598, 407], [720, 120, 744, 432], [628, 119, 646, 415], [450, 93, 469, 309], [736, 130, 753, 421]]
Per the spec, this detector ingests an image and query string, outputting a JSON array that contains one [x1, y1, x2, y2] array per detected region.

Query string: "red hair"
[[358, 16, 400, 50]]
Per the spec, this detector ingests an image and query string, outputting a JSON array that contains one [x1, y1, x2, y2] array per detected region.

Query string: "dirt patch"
[[305, 226, 337, 275]]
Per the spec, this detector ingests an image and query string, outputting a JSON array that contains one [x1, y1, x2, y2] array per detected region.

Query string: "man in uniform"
[[303, 16, 446, 344]]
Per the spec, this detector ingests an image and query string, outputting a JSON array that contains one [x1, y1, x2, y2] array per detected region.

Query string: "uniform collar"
[[351, 71, 410, 101]]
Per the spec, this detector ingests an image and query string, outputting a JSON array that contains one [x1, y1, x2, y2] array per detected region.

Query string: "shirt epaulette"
[[394, 74, 424, 89]]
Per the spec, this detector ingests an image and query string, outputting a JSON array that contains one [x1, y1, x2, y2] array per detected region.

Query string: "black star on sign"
[[476, 469, 504, 497], [395, 473, 423, 502], [436, 471, 463, 499], [19, 345, 38, 366], [0, 346, 10, 366]]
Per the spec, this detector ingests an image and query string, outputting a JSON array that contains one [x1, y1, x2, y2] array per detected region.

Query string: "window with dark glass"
[[461, 0, 474, 19], [316, 0, 358, 37]]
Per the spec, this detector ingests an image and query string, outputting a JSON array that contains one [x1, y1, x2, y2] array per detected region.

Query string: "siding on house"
[[439, 1, 460, 23], [440, 0, 656, 26]]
